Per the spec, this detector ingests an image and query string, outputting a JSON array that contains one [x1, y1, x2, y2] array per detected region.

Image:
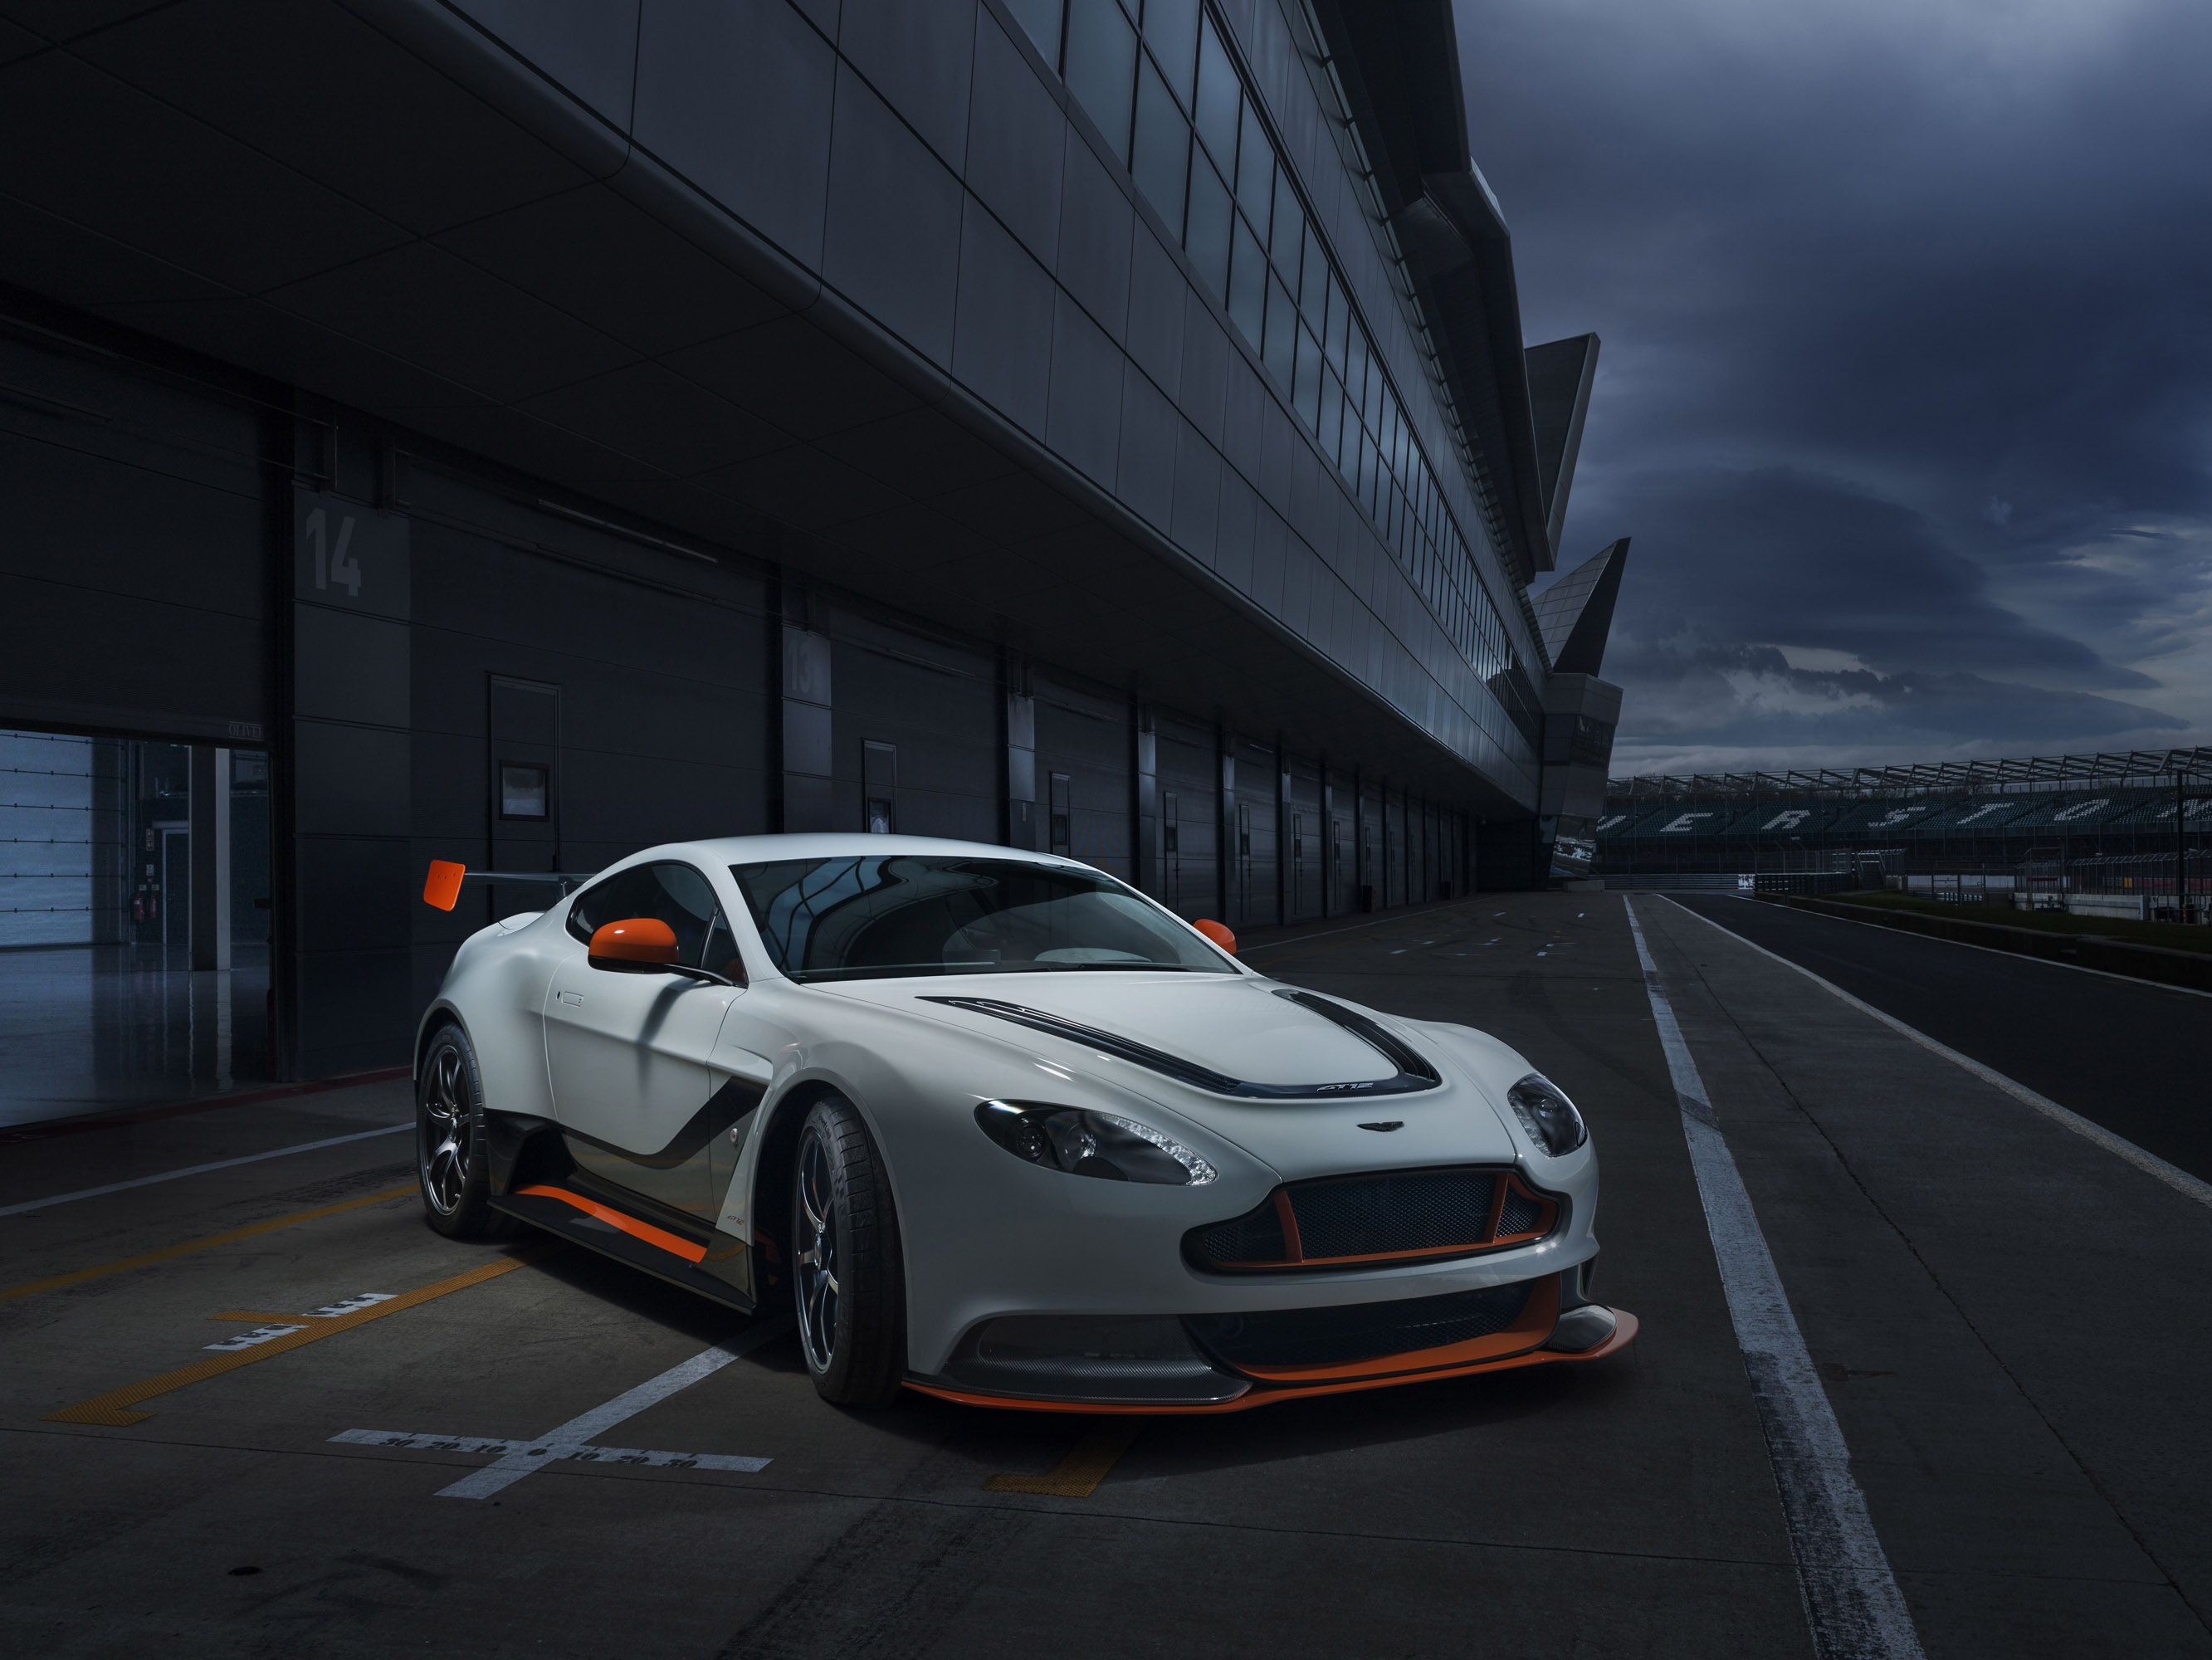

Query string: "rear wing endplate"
[[422, 860, 597, 911]]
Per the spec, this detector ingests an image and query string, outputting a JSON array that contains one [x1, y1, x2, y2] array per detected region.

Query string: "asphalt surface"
[[2, 895, 2205, 1658], [1667, 892, 2212, 1183]]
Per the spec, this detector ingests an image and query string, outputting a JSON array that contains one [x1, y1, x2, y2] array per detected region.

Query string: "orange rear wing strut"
[[422, 860, 598, 911]]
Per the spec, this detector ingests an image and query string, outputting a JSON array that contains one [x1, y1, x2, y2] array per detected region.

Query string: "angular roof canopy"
[[1530, 538, 1630, 676], [1525, 334, 1599, 563]]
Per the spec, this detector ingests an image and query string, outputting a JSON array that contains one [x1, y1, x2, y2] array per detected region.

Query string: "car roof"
[[595, 833, 1098, 877]]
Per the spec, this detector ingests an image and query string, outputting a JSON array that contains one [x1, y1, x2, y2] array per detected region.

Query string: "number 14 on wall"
[[302, 506, 361, 597]]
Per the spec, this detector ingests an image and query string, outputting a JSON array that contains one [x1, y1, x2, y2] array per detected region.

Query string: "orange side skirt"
[[513, 1184, 708, 1262]]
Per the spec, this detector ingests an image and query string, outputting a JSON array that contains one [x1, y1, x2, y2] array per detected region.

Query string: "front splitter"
[[905, 1308, 1639, 1414]]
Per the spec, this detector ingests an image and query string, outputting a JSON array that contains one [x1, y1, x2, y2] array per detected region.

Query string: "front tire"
[[417, 1023, 516, 1242], [793, 1096, 906, 1407]]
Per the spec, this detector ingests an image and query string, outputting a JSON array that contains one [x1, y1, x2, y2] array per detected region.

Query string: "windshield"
[[730, 856, 1236, 983]]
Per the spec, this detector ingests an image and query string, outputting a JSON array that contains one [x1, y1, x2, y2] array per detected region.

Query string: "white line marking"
[[206, 1291, 397, 1351], [1238, 903, 1476, 957], [207, 1323, 307, 1352], [0, 1125, 410, 1218], [306, 1292, 396, 1317], [1625, 897, 1926, 1660], [331, 1428, 769, 1472], [425, 1318, 792, 1499], [1667, 897, 2212, 1211]]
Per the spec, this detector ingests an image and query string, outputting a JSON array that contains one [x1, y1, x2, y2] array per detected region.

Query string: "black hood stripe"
[[916, 989, 1440, 1101]]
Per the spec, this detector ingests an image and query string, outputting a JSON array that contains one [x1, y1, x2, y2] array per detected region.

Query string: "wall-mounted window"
[[499, 763, 549, 820], [863, 740, 897, 834], [1008, 0, 1527, 730], [1569, 717, 1616, 770], [1048, 772, 1072, 855]]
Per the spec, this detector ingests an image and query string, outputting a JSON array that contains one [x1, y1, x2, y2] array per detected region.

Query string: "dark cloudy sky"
[[1457, 0, 2212, 774]]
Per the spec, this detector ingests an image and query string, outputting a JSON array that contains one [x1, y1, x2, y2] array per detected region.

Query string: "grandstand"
[[1598, 745, 2212, 917]]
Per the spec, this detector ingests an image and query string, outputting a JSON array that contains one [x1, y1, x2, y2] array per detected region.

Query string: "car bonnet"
[[813, 972, 1434, 1100]]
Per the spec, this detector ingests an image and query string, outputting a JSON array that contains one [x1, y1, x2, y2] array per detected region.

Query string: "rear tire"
[[416, 1023, 518, 1242], [792, 1095, 907, 1407]]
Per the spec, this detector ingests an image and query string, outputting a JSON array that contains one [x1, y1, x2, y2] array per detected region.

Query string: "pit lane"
[[3, 895, 2206, 1658]]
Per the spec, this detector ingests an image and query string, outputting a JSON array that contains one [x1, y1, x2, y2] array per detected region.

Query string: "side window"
[[566, 862, 742, 979]]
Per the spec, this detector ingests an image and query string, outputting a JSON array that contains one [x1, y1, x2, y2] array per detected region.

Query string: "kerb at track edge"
[[1625, 896, 1926, 1660]]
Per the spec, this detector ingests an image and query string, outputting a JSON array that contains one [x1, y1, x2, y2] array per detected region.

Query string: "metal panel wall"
[[826, 608, 999, 843], [0, 334, 269, 747], [396, 458, 775, 1057], [1154, 711, 1219, 919], [1033, 673, 1134, 882]]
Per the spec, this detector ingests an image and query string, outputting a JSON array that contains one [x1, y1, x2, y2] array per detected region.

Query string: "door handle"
[[557, 990, 584, 1006]]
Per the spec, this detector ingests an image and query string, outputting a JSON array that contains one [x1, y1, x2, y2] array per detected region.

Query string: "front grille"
[[1497, 1187, 1545, 1239], [1194, 1203, 1288, 1264], [1291, 1169, 1495, 1257], [1187, 1280, 1538, 1370], [1184, 1166, 1560, 1273]]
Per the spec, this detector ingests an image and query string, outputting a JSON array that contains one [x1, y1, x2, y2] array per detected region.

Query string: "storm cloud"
[[1458, 0, 2212, 770]]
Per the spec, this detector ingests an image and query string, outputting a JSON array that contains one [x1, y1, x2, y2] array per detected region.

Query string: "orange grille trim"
[[1198, 1169, 1560, 1272]]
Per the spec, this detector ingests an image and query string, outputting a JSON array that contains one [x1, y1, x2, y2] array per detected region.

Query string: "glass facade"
[[1018, 0, 1526, 715]]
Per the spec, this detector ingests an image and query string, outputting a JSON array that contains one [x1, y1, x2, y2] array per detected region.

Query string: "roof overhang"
[[0, 0, 1541, 818], [1307, 0, 1558, 585]]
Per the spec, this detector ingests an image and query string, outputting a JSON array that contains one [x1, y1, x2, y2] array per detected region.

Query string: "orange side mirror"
[[1193, 918, 1238, 955], [588, 918, 679, 969]]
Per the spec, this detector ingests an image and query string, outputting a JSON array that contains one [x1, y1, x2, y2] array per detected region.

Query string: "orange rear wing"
[[422, 861, 596, 911]]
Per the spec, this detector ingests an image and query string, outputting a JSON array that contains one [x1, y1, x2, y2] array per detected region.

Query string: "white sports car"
[[414, 835, 1636, 1413]]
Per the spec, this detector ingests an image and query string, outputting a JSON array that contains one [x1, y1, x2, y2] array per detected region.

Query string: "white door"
[[542, 861, 745, 1222]]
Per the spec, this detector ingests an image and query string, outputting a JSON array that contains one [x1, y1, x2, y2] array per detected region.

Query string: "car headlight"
[[974, 1101, 1217, 1186], [1506, 1072, 1587, 1156]]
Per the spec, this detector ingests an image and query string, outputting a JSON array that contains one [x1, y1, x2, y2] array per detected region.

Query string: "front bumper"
[[904, 1269, 1638, 1413]]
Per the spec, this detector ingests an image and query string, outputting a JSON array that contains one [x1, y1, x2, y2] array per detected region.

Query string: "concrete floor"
[[0, 944, 271, 1129], [1668, 891, 2212, 1181], [2, 895, 2204, 1658]]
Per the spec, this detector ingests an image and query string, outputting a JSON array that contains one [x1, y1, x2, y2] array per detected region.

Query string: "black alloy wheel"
[[416, 1024, 515, 1242], [791, 1095, 906, 1407]]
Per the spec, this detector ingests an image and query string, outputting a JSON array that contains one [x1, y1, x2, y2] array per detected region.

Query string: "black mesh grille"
[[1188, 1280, 1538, 1370], [1289, 1170, 1496, 1258], [1188, 1204, 1288, 1266], [1497, 1188, 1544, 1237]]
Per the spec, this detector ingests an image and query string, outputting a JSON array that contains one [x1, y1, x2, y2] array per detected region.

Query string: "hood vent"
[[916, 989, 1440, 1101]]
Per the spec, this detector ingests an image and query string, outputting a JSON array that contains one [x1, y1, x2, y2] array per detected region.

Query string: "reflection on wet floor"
[[0, 942, 269, 1129]]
